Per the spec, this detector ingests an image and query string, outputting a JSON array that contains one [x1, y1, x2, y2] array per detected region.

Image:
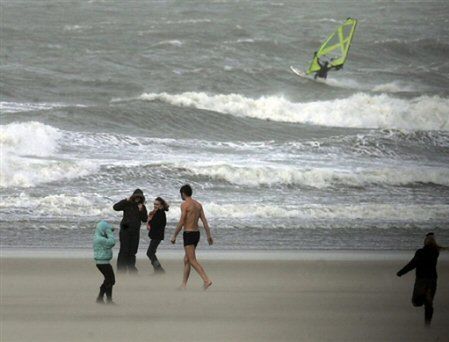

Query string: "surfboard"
[[290, 66, 308, 79], [290, 66, 327, 83]]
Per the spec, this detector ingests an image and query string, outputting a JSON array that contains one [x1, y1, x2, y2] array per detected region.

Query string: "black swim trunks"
[[183, 231, 200, 247]]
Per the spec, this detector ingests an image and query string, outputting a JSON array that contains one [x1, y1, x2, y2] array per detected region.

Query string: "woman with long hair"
[[397, 232, 447, 325], [146, 197, 169, 273]]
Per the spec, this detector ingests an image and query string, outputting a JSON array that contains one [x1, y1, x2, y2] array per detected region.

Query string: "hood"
[[131, 188, 145, 203], [95, 220, 113, 236]]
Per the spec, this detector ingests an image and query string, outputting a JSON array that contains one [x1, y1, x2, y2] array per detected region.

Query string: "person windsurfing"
[[313, 53, 342, 80], [290, 18, 357, 81], [314, 54, 330, 79]]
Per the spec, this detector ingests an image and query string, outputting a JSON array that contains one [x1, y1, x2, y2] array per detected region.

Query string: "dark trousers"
[[412, 278, 437, 323], [117, 229, 140, 273], [96, 264, 115, 300], [146, 239, 163, 270]]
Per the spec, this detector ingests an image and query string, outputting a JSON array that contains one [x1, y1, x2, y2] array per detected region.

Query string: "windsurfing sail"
[[306, 18, 357, 75]]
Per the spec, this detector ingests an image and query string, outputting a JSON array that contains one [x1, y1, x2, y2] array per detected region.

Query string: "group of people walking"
[[93, 185, 445, 326], [93, 184, 213, 304]]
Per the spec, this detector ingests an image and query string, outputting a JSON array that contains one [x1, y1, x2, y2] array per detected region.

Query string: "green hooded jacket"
[[93, 220, 116, 264]]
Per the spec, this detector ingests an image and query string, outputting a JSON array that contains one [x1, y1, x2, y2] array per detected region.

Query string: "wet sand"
[[2, 253, 449, 341]]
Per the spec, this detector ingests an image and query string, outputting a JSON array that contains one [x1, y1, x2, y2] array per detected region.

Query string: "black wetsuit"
[[314, 60, 331, 80], [397, 246, 440, 323], [113, 197, 148, 272], [146, 209, 166, 271]]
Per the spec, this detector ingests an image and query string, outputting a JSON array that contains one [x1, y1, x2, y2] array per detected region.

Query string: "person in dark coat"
[[397, 233, 447, 325], [113, 189, 148, 273], [146, 197, 169, 273]]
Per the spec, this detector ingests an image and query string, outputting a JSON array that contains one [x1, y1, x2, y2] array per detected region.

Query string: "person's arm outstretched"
[[397, 252, 418, 277], [171, 203, 186, 244], [200, 206, 213, 245]]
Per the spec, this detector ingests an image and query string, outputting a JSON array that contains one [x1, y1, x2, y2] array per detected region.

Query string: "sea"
[[1, 0, 449, 251]]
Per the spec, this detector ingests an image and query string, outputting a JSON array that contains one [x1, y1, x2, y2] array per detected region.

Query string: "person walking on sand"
[[113, 189, 148, 273], [171, 184, 213, 290], [93, 220, 116, 304], [397, 232, 447, 325], [146, 197, 169, 273]]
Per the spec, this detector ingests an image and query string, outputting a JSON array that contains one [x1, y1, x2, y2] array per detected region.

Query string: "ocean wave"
[[2, 195, 447, 223], [140, 92, 449, 131], [162, 19, 212, 25], [171, 202, 449, 222], [0, 101, 83, 114], [186, 163, 449, 188], [152, 40, 183, 47], [372, 81, 418, 93], [0, 122, 98, 188], [1, 121, 61, 157], [63, 25, 91, 32], [0, 194, 110, 218]]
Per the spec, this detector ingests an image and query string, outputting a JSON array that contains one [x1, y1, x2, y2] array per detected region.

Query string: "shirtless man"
[[171, 184, 213, 290]]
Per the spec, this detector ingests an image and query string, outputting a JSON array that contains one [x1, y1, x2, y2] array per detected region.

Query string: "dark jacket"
[[148, 209, 166, 241], [397, 246, 440, 279], [113, 199, 148, 232]]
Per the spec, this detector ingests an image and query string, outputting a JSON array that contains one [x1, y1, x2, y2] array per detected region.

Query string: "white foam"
[[372, 81, 418, 93], [0, 193, 110, 217], [153, 40, 183, 47], [1, 121, 61, 157], [0, 101, 70, 114], [186, 163, 449, 188], [140, 92, 449, 131], [63, 25, 91, 31], [0, 122, 98, 188], [169, 202, 449, 222], [162, 19, 211, 25], [2, 193, 447, 223]]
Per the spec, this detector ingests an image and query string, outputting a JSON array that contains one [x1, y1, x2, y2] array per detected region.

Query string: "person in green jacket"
[[93, 220, 116, 304]]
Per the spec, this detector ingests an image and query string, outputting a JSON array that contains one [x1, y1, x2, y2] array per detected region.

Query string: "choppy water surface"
[[1, 0, 449, 249]]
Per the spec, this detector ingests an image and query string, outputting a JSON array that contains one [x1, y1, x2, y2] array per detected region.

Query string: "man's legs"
[[184, 245, 212, 289], [181, 253, 191, 288]]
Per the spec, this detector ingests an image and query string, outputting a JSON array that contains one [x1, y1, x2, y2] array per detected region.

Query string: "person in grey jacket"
[[93, 220, 116, 304]]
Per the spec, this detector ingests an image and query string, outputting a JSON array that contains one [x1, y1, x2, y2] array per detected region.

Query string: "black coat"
[[397, 246, 440, 279], [148, 209, 166, 240], [113, 199, 148, 232]]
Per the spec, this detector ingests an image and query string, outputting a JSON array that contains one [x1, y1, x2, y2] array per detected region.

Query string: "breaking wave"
[[140, 92, 449, 131]]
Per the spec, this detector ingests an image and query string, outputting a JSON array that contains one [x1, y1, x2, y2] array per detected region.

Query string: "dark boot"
[[105, 287, 115, 304], [96, 287, 105, 304], [152, 260, 165, 273], [425, 305, 433, 325]]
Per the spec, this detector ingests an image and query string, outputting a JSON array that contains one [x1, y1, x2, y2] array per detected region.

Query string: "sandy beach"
[[1, 251, 448, 342]]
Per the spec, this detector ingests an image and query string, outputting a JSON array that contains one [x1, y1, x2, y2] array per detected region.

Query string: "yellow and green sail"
[[306, 18, 358, 75]]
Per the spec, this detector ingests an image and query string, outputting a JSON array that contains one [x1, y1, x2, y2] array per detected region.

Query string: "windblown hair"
[[424, 233, 442, 250], [155, 197, 169, 211]]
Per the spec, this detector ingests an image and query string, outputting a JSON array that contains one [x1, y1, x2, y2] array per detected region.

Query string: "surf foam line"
[[185, 163, 449, 188], [1, 195, 448, 224], [0, 122, 98, 188], [140, 92, 449, 131], [0, 101, 86, 114]]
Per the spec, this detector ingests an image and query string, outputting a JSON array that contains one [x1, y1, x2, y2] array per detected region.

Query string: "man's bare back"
[[171, 185, 213, 290], [182, 198, 203, 232]]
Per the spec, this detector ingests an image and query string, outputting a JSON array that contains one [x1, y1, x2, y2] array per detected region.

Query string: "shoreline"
[[2, 247, 448, 261]]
